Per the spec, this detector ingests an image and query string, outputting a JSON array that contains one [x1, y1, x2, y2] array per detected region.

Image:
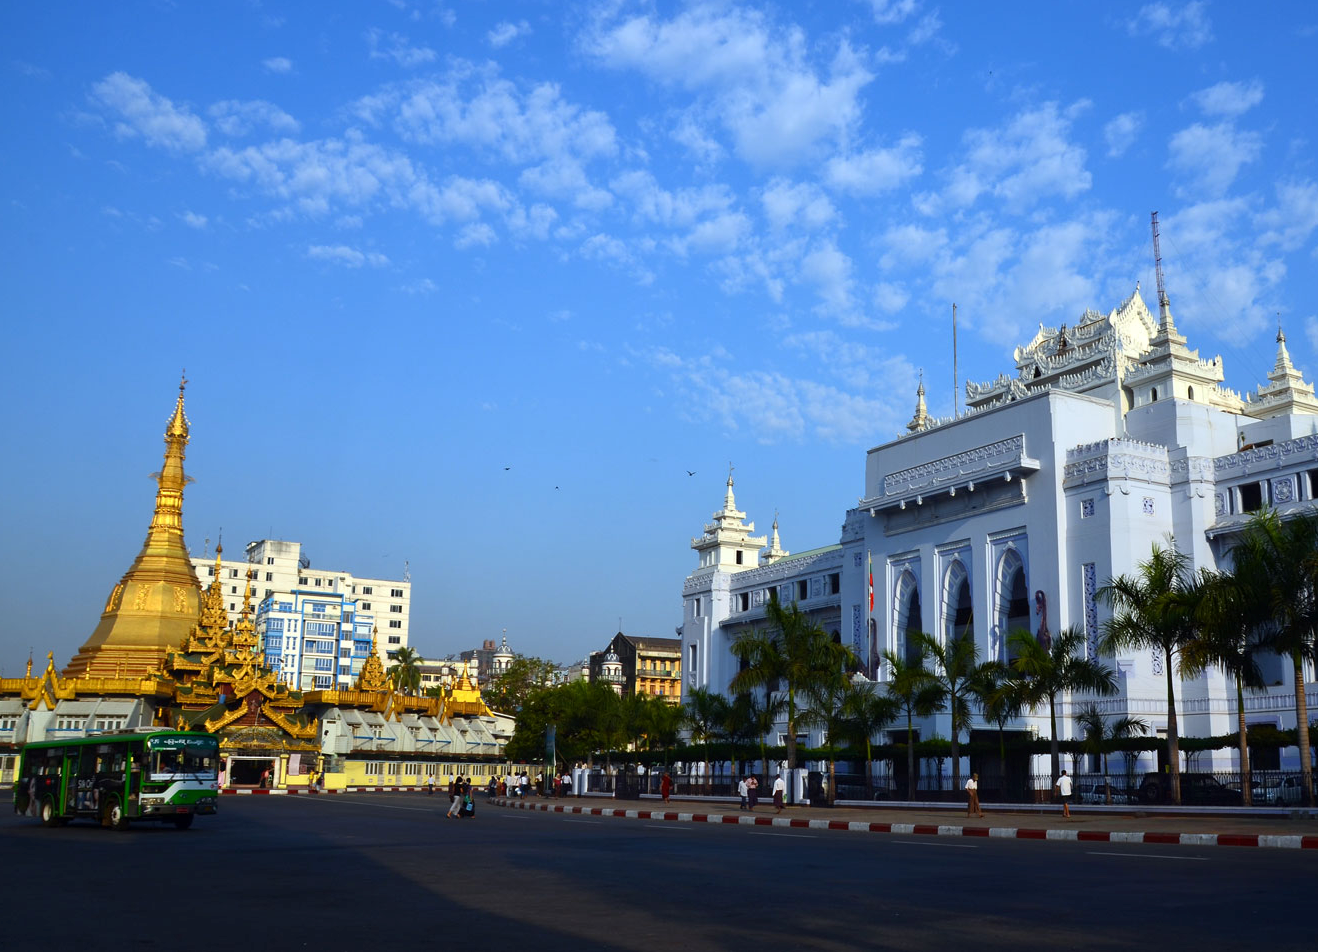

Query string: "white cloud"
[[760, 179, 836, 231], [401, 278, 439, 294], [867, 0, 920, 25], [306, 244, 390, 268], [586, 6, 874, 167], [90, 72, 207, 153], [1256, 181, 1318, 252], [915, 103, 1090, 215], [1190, 79, 1264, 118], [409, 175, 512, 223], [180, 211, 207, 229], [262, 57, 293, 74], [671, 114, 724, 166], [1127, 2, 1213, 50], [488, 20, 531, 48], [392, 68, 618, 166], [454, 222, 497, 249], [1103, 111, 1144, 158], [1167, 122, 1262, 198], [612, 170, 735, 228], [823, 135, 923, 195], [209, 99, 300, 137], [366, 28, 437, 68]]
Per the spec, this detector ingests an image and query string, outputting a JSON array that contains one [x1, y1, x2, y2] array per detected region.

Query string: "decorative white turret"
[[690, 466, 766, 575], [761, 512, 789, 564], [1241, 324, 1318, 420], [907, 377, 930, 433]]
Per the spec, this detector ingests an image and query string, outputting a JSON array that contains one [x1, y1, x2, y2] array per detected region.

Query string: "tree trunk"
[[786, 690, 798, 770], [1294, 651, 1314, 808], [1236, 673, 1252, 807], [1048, 692, 1060, 785], [1165, 649, 1181, 805], [950, 717, 961, 804], [906, 711, 916, 801]]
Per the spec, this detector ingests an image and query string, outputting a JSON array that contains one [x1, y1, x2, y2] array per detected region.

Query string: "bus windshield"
[[147, 737, 218, 779]]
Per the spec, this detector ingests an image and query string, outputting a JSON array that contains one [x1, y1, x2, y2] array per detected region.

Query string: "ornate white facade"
[[681, 288, 1318, 769]]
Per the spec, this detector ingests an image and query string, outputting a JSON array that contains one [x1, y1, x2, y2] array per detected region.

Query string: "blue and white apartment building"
[[192, 538, 411, 691], [682, 287, 1318, 774]]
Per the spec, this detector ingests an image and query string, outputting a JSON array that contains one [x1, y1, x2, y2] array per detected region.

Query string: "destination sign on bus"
[[149, 735, 218, 752]]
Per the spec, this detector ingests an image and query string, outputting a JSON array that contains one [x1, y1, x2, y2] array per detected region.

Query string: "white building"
[[191, 539, 411, 691], [682, 287, 1318, 773]]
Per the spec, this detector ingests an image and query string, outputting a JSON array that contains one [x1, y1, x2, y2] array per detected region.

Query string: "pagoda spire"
[[63, 376, 203, 679], [907, 374, 930, 433]]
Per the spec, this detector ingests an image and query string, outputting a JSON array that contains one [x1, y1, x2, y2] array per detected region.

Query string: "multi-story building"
[[682, 286, 1318, 771], [590, 633, 683, 703], [192, 539, 410, 691]]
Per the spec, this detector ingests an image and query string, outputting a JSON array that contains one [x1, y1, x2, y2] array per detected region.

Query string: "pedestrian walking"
[[447, 776, 462, 818], [660, 771, 672, 803], [747, 775, 760, 811], [1055, 769, 1073, 819], [772, 772, 786, 813], [737, 777, 749, 810], [965, 772, 984, 818], [426, 772, 435, 795]]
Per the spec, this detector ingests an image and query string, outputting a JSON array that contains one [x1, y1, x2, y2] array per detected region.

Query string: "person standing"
[[1055, 769, 1073, 819], [737, 776, 749, 810], [747, 775, 759, 811], [772, 773, 786, 814], [660, 771, 672, 803], [425, 772, 435, 796], [965, 772, 984, 818]]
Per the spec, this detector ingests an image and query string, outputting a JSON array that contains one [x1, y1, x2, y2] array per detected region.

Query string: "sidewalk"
[[492, 795, 1318, 851]]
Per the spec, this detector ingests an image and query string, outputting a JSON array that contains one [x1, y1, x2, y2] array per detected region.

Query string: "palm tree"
[[681, 686, 730, 789], [1098, 543, 1198, 805], [1073, 702, 1148, 804], [386, 646, 422, 696], [1228, 509, 1318, 808], [837, 682, 899, 798], [727, 690, 785, 781], [1009, 627, 1117, 787], [970, 658, 1026, 798], [798, 670, 861, 805], [882, 645, 942, 800], [730, 594, 854, 771], [911, 628, 985, 797], [1186, 567, 1268, 806]]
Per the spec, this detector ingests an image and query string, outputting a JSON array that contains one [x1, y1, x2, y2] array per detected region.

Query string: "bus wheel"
[[173, 813, 194, 830], [40, 796, 59, 828], [104, 798, 129, 831]]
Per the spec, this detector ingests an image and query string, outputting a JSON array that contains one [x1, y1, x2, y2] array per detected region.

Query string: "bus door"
[[75, 747, 99, 814]]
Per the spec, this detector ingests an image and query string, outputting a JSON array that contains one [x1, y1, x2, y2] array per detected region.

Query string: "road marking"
[[747, 831, 816, 839], [564, 818, 602, 825], [644, 823, 694, 830], [1086, 851, 1207, 861], [890, 840, 979, 849]]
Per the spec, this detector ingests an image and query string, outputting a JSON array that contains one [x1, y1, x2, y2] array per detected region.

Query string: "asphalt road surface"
[[3, 793, 1311, 951]]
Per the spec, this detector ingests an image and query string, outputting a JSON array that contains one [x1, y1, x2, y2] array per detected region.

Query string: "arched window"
[[1151, 387, 1158, 403], [894, 569, 923, 667], [996, 549, 1030, 662], [943, 560, 972, 644], [1187, 385, 1195, 400]]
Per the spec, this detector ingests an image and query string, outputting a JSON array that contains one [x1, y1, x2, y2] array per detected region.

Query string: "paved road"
[[3, 794, 1312, 950]]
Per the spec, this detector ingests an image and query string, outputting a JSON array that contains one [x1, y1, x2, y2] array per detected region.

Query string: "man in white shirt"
[[772, 773, 786, 813], [1055, 769, 1074, 818], [737, 777, 749, 811]]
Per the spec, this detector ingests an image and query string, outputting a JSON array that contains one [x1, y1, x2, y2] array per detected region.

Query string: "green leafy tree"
[[798, 671, 863, 805], [680, 686, 730, 788], [1228, 509, 1318, 807], [386, 646, 422, 696], [971, 658, 1025, 780], [1072, 702, 1148, 804], [482, 654, 557, 713], [726, 690, 785, 780], [1186, 567, 1268, 806], [836, 681, 899, 798], [911, 629, 987, 796], [730, 594, 855, 770], [1099, 543, 1198, 804], [882, 645, 942, 800], [1010, 627, 1117, 787]]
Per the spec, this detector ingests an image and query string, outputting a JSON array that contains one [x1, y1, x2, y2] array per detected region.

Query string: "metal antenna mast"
[[1150, 211, 1170, 323]]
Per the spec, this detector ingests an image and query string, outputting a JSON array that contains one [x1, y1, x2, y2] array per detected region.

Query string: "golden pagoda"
[[64, 376, 202, 679]]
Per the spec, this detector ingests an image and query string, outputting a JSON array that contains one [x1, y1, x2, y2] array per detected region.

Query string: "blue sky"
[[3, 1, 1316, 673]]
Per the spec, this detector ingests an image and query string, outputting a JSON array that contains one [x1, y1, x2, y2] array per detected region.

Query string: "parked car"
[[1078, 781, 1135, 804], [1137, 772, 1243, 806], [1271, 774, 1317, 807]]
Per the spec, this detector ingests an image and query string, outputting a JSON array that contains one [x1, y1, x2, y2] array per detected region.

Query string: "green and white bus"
[[12, 729, 220, 830]]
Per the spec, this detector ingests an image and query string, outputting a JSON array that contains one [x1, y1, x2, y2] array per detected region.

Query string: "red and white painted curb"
[[493, 798, 1318, 851]]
